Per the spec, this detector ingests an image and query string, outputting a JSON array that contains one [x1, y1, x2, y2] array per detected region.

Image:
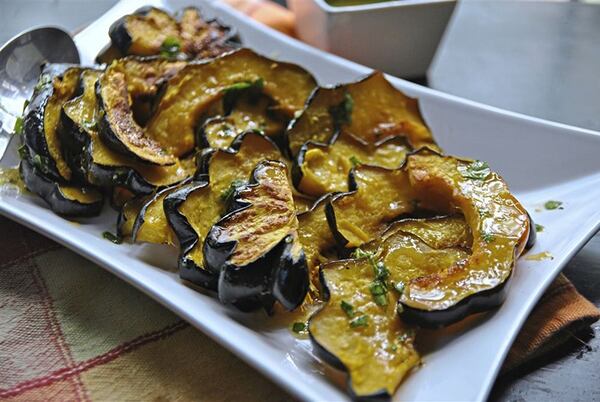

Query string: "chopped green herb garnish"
[[102, 231, 122, 244], [329, 92, 353, 128], [390, 343, 398, 352], [396, 303, 404, 315], [292, 322, 307, 333], [83, 119, 97, 131], [482, 232, 495, 243], [17, 145, 27, 159], [544, 200, 563, 210], [397, 329, 415, 343], [31, 154, 50, 174], [351, 247, 375, 259], [340, 300, 355, 318], [222, 79, 264, 112], [535, 224, 544, 232], [349, 155, 361, 167], [13, 117, 23, 135], [370, 281, 388, 306], [374, 261, 389, 281], [220, 179, 246, 203], [349, 315, 368, 328], [34, 73, 51, 92], [160, 36, 181, 58], [394, 281, 405, 294], [459, 160, 491, 180], [224, 78, 264, 94]]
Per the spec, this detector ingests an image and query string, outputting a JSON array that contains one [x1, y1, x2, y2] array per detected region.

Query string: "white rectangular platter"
[[2, 1, 600, 401]]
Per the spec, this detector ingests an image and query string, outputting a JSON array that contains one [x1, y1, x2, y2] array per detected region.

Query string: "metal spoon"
[[0, 26, 79, 165]]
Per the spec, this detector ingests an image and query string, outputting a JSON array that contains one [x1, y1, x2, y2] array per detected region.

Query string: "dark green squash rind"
[[23, 64, 81, 182], [399, 273, 513, 329], [204, 160, 309, 311], [108, 6, 156, 55], [19, 157, 103, 217]]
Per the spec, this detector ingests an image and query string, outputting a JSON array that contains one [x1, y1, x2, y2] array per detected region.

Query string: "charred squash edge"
[[60, 66, 195, 195], [108, 6, 239, 58], [95, 64, 178, 166], [204, 160, 309, 311]]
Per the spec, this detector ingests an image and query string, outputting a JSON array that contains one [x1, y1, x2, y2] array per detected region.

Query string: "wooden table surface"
[[1, 1, 598, 401]]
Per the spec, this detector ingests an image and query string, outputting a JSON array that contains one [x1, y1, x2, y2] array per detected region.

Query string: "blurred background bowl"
[[288, 0, 455, 79]]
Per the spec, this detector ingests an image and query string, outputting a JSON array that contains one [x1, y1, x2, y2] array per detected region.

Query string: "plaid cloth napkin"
[[1, 1, 599, 400]]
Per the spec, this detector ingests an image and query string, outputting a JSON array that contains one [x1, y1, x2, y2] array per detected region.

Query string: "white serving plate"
[[288, 0, 456, 79], [3, 1, 600, 401]]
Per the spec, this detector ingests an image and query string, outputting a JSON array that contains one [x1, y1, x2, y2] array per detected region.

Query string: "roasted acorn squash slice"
[[397, 152, 530, 327], [62, 68, 194, 194], [109, 7, 180, 57], [143, 48, 316, 159], [309, 216, 470, 400], [286, 72, 436, 157], [297, 194, 339, 299], [309, 258, 420, 401], [23, 64, 82, 182], [293, 132, 410, 196], [131, 181, 191, 245], [107, 7, 236, 60], [326, 164, 417, 249], [178, 7, 239, 59], [204, 160, 309, 311], [200, 92, 287, 149], [164, 131, 284, 290], [20, 157, 103, 217], [96, 57, 187, 165]]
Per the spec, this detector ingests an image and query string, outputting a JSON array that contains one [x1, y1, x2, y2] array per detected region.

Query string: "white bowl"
[[289, 0, 456, 78]]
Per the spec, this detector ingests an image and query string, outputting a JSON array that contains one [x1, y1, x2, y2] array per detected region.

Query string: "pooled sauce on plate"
[[525, 251, 553, 261]]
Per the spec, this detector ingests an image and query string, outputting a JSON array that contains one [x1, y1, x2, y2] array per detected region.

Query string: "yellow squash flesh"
[[400, 153, 530, 311], [309, 259, 420, 398], [44, 68, 82, 181], [297, 132, 409, 196], [329, 165, 416, 248], [177, 132, 284, 270], [145, 48, 316, 158]]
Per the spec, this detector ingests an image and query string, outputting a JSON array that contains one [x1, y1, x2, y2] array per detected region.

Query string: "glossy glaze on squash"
[[205, 160, 308, 310], [164, 131, 284, 289], [309, 216, 471, 399], [132, 182, 190, 245], [294, 132, 410, 196], [62, 68, 194, 194], [364, 216, 472, 285], [398, 152, 529, 326], [144, 48, 316, 159], [327, 165, 416, 249], [297, 194, 338, 299], [286, 72, 436, 157], [200, 92, 286, 149], [309, 258, 420, 400]]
